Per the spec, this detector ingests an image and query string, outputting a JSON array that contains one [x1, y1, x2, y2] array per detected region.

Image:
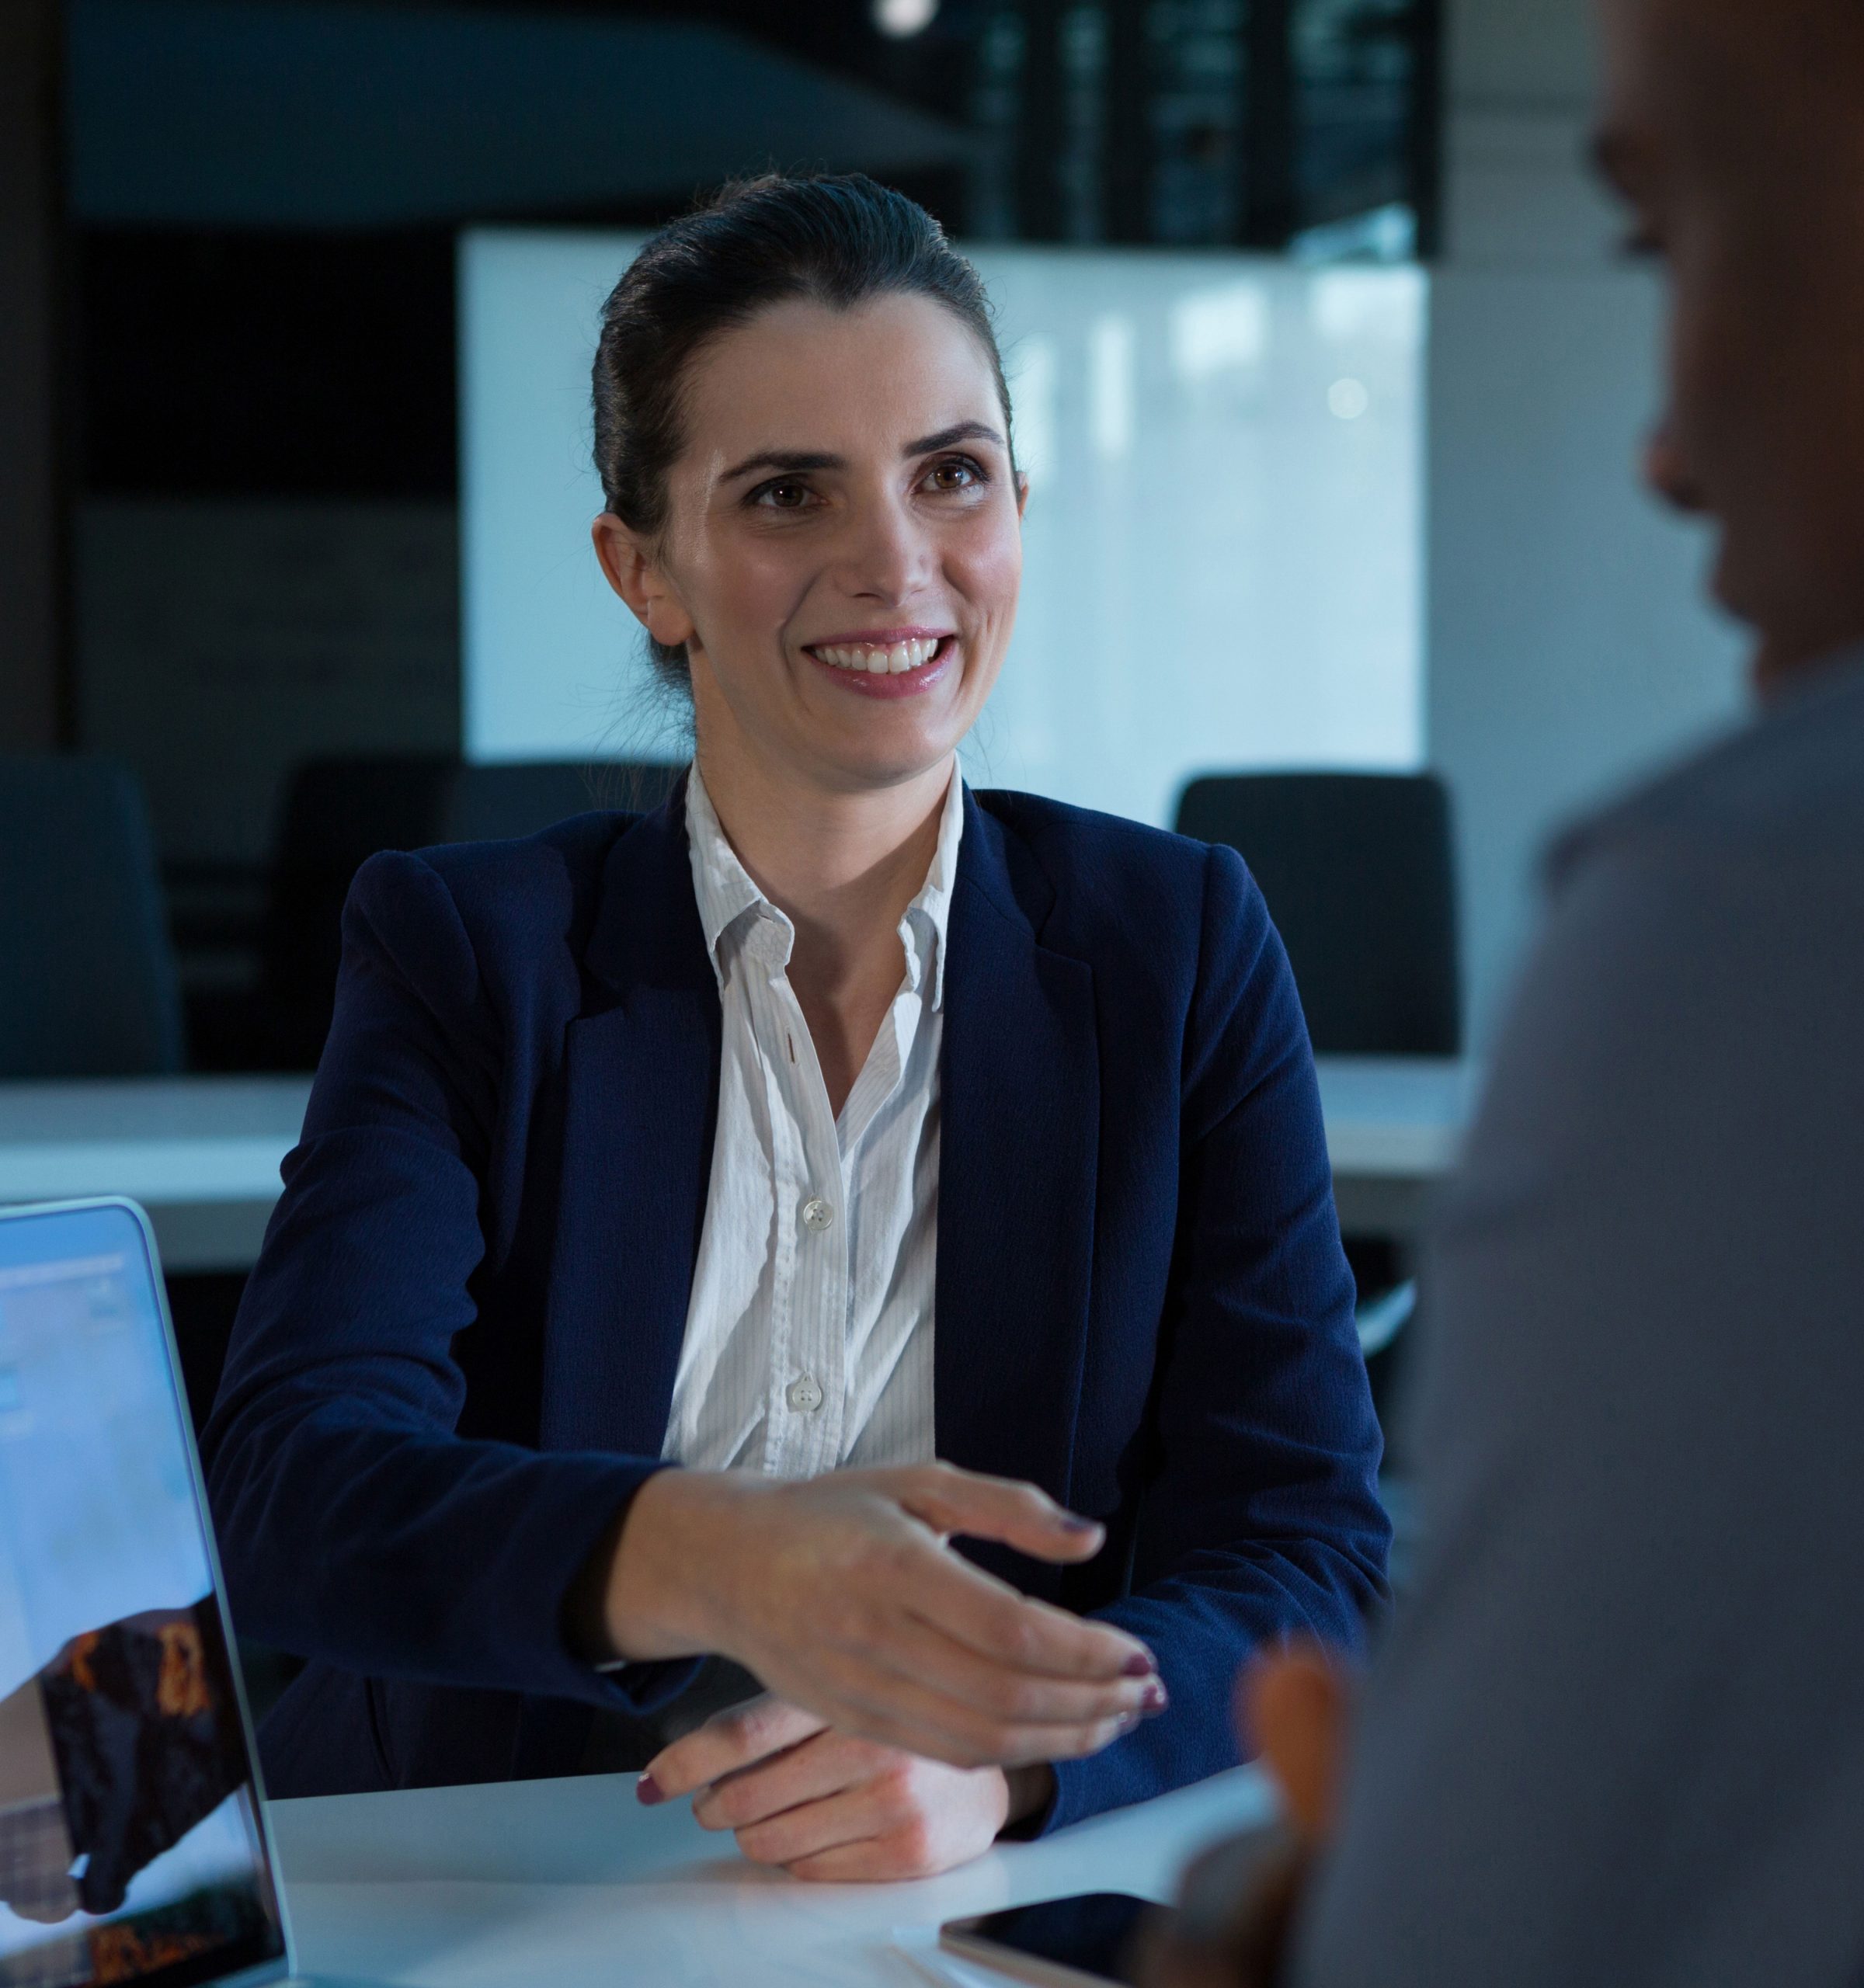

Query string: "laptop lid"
[[0, 1199, 292, 1988]]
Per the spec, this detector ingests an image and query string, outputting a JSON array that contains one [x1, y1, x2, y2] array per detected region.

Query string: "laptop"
[[0, 1198, 304, 1988]]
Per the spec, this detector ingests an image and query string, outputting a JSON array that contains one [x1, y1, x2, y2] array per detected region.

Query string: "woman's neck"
[[691, 725, 955, 1112], [694, 736, 952, 937]]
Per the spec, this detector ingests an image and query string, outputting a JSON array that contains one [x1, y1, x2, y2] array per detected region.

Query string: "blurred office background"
[[5, 0, 1742, 1063], [4, 0, 1743, 1535]]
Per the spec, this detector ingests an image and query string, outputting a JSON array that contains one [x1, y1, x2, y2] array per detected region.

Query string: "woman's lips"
[[803, 633, 957, 699]]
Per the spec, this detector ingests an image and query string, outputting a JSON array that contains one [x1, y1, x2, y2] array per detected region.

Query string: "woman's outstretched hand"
[[638, 1694, 1055, 1882], [600, 1462, 1165, 1768]]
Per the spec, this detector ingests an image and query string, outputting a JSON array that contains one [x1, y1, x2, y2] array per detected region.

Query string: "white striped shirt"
[[659, 762, 964, 1479]]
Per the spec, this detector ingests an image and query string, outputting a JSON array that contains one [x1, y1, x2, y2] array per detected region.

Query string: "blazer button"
[[786, 1373, 825, 1413], [802, 1197, 835, 1232]]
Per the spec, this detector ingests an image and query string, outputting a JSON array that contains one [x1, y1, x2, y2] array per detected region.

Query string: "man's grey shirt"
[[1295, 652, 1864, 1987]]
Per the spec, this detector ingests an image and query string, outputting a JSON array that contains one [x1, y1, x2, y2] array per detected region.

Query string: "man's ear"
[[591, 513, 697, 649]]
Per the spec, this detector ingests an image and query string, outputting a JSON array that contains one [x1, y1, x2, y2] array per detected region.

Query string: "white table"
[[0, 1058, 1475, 1272], [0, 1076, 313, 1270], [270, 1764, 1276, 1986], [1313, 1056, 1476, 1236]]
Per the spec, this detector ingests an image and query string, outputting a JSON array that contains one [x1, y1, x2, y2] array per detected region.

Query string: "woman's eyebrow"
[[719, 421, 1004, 485], [720, 448, 843, 483], [905, 421, 1004, 455]]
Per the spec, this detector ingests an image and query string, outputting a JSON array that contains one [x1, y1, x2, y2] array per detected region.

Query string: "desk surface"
[[271, 1765, 1275, 1986], [0, 1058, 1475, 1270]]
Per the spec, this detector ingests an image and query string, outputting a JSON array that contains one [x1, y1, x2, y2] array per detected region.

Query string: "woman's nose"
[[836, 494, 936, 603]]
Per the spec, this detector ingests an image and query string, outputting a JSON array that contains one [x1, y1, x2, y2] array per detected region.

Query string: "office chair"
[[1173, 772, 1460, 1057], [1173, 771, 1461, 1468], [0, 756, 185, 1079], [439, 759, 680, 842], [249, 755, 683, 1070]]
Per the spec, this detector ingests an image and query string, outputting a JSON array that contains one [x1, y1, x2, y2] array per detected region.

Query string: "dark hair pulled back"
[[592, 172, 1014, 686]]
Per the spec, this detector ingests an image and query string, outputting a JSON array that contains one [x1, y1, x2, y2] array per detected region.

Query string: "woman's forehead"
[[678, 293, 1003, 462]]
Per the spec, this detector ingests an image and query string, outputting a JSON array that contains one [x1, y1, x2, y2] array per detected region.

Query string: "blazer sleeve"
[[1042, 841, 1391, 1833], [200, 850, 696, 1713]]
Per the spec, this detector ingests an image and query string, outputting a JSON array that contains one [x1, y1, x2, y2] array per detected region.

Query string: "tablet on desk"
[[941, 1892, 1174, 1988]]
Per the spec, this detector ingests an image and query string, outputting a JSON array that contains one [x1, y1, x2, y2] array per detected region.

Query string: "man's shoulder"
[[1470, 651, 1864, 1208], [1548, 650, 1864, 895]]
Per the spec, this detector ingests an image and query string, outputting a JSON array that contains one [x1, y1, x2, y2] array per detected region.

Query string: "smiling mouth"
[[805, 635, 949, 677]]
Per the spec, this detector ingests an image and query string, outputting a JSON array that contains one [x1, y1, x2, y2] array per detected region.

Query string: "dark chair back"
[[255, 756, 682, 1069], [0, 757, 185, 1078], [254, 756, 457, 1069], [438, 760, 680, 843], [1174, 772, 1460, 1056]]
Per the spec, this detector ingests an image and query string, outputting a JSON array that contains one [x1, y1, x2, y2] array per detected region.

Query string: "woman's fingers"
[[890, 1541, 1156, 1682], [691, 1726, 878, 1833], [731, 1779, 889, 1868], [886, 1463, 1107, 1565], [866, 1606, 1166, 1732], [645, 1694, 826, 1802], [725, 1748, 1012, 1881], [723, 1539, 1157, 1762], [769, 1639, 1147, 1768], [781, 1839, 905, 1882]]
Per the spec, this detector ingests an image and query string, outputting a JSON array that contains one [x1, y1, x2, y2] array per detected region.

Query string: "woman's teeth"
[[812, 638, 942, 676]]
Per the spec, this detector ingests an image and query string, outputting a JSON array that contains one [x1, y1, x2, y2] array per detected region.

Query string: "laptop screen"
[[0, 1203, 286, 1988]]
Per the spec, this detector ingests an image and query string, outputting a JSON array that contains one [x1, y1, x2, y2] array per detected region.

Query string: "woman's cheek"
[[955, 525, 1024, 649]]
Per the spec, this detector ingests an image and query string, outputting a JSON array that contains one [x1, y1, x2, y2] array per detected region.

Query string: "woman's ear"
[[590, 513, 697, 649], [1015, 470, 1031, 520]]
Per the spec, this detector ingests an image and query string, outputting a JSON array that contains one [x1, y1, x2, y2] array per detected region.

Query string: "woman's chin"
[[795, 649, 979, 788], [809, 732, 965, 794]]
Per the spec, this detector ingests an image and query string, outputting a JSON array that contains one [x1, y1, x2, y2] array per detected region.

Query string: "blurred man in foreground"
[[1157, 0, 1864, 1980]]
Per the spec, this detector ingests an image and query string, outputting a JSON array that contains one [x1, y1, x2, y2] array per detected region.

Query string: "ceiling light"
[[875, 0, 939, 36]]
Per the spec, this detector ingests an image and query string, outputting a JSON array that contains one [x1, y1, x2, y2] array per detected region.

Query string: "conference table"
[[0, 1058, 1477, 1272], [273, 1760, 1277, 1986]]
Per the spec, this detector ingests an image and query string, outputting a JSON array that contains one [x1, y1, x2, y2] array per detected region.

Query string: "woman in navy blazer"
[[203, 173, 1387, 1880]]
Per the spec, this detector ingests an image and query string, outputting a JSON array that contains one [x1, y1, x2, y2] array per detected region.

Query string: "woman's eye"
[[923, 457, 984, 494], [752, 479, 814, 510]]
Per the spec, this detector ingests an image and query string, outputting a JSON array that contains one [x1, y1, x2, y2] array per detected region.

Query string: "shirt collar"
[[907, 761, 965, 1011], [683, 759, 965, 1010], [683, 761, 769, 982]]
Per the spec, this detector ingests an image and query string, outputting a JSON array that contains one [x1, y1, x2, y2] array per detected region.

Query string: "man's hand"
[[1239, 1640, 1349, 1847], [1142, 1641, 1354, 1988], [602, 1463, 1163, 1768], [640, 1695, 1066, 1882]]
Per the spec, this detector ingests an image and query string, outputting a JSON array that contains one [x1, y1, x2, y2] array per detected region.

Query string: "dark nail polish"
[[1141, 1680, 1170, 1714], [1122, 1653, 1157, 1677], [636, 1772, 666, 1806], [1059, 1514, 1102, 1535]]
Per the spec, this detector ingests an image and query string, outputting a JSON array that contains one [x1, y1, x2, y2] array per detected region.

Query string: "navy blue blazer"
[[203, 783, 1389, 1833]]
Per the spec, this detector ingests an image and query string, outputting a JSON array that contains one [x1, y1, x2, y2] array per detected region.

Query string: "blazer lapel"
[[541, 782, 722, 1458], [936, 792, 1101, 1586]]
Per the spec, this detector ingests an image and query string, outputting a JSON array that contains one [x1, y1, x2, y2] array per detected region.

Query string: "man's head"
[[1594, 0, 1864, 687]]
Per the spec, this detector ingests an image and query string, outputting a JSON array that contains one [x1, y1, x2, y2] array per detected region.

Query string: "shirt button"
[[802, 1197, 835, 1232], [785, 1373, 825, 1414]]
